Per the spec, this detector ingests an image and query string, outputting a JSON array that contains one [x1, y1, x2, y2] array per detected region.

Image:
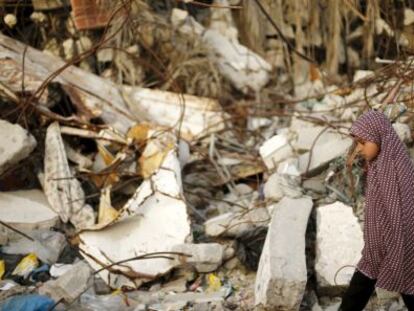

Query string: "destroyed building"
[[0, 0, 414, 310]]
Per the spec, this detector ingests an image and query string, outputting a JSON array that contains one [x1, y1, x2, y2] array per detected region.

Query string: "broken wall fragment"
[[0, 33, 136, 134], [0, 190, 58, 244], [123, 86, 228, 140], [315, 202, 363, 295], [255, 197, 312, 310], [172, 9, 272, 94], [43, 122, 95, 230], [0, 120, 37, 175], [79, 131, 191, 288]]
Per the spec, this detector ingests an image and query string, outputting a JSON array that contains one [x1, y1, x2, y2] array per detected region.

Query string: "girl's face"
[[354, 137, 380, 162]]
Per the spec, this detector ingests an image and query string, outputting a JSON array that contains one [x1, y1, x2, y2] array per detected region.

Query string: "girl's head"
[[348, 110, 390, 164]]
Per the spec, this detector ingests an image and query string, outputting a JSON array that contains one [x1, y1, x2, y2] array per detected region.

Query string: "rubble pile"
[[0, 1, 414, 310]]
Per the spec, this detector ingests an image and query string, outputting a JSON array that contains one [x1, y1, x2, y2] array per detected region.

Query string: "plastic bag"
[[0, 294, 55, 311]]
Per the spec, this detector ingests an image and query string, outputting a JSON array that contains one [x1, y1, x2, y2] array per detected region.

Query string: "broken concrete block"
[[3, 230, 66, 264], [126, 290, 227, 309], [0, 33, 135, 133], [204, 213, 242, 237], [123, 86, 229, 141], [298, 137, 353, 175], [79, 292, 131, 310], [39, 260, 92, 303], [207, 183, 256, 215], [264, 173, 302, 202], [172, 243, 224, 273], [172, 9, 271, 94], [290, 117, 316, 131], [315, 201, 363, 295], [255, 196, 313, 310], [294, 79, 325, 99], [293, 126, 346, 152], [161, 277, 187, 293], [259, 134, 293, 170], [209, 0, 238, 41], [79, 132, 191, 288], [0, 120, 36, 175], [161, 291, 225, 306], [0, 190, 59, 243], [353, 70, 374, 82], [193, 301, 225, 311], [50, 263, 74, 278], [393, 122, 412, 144], [223, 243, 236, 261], [204, 207, 270, 238], [303, 176, 326, 193], [276, 158, 300, 177], [247, 117, 273, 131]]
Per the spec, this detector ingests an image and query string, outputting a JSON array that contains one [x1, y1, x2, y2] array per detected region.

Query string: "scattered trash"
[[0, 294, 55, 311], [206, 273, 222, 292], [12, 253, 39, 279], [29, 264, 50, 283], [0, 2, 413, 310], [0, 261, 4, 280]]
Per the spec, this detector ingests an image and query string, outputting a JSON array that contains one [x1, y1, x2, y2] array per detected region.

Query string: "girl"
[[340, 110, 414, 311]]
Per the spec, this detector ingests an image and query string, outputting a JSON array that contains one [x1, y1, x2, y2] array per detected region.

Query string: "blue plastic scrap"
[[0, 294, 55, 311]]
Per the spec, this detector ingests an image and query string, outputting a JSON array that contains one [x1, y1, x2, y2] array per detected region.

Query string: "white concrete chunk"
[[255, 196, 313, 310], [204, 207, 270, 238], [290, 118, 316, 131], [259, 134, 293, 170], [172, 243, 224, 273], [208, 183, 256, 215], [299, 137, 353, 175], [264, 173, 303, 202], [79, 132, 191, 288], [204, 213, 234, 237], [39, 261, 92, 302], [209, 0, 238, 41], [393, 122, 412, 144], [0, 120, 36, 175], [293, 126, 346, 152], [172, 9, 271, 94], [276, 159, 301, 177], [123, 86, 229, 141], [0, 190, 59, 243], [353, 70, 374, 83], [315, 201, 363, 294]]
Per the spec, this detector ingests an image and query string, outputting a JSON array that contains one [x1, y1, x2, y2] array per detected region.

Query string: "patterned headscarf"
[[350, 110, 414, 294]]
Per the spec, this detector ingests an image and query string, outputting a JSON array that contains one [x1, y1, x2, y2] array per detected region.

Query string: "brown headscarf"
[[350, 110, 414, 294]]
